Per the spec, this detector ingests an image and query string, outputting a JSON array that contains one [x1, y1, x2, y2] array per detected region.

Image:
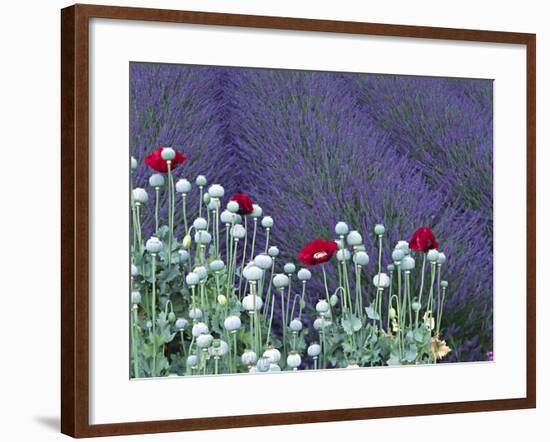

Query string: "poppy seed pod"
[[132, 188, 149, 204], [194, 231, 212, 245], [196, 333, 213, 348], [185, 272, 200, 286], [335, 222, 349, 236], [178, 249, 189, 261], [374, 224, 385, 235], [192, 322, 209, 337], [131, 264, 139, 277], [175, 318, 188, 330], [254, 254, 273, 270], [297, 268, 312, 281], [226, 201, 239, 213], [307, 343, 321, 357], [286, 352, 302, 369], [353, 251, 370, 266], [273, 274, 289, 289], [208, 199, 220, 211], [268, 246, 279, 257], [210, 259, 225, 272], [186, 355, 198, 368], [145, 236, 163, 254], [241, 349, 258, 366], [373, 273, 390, 288], [161, 147, 176, 161], [289, 318, 303, 332], [194, 265, 208, 281], [261, 216, 274, 228], [131, 291, 141, 305], [195, 175, 207, 186], [243, 264, 263, 281], [437, 252, 447, 265], [346, 230, 363, 246], [188, 307, 202, 319], [313, 317, 331, 330], [395, 240, 410, 254], [220, 210, 234, 224], [182, 234, 192, 249], [441, 280, 449, 288], [148, 173, 165, 188], [193, 217, 208, 231], [224, 315, 241, 332], [263, 347, 281, 363], [231, 224, 246, 239], [316, 299, 330, 314], [208, 184, 224, 199], [336, 249, 351, 262], [284, 262, 296, 274], [401, 255, 415, 271], [269, 363, 281, 372], [411, 302, 421, 312], [131, 156, 138, 170], [392, 249, 405, 262], [427, 249, 440, 262], [208, 340, 228, 357], [175, 178, 191, 194], [251, 204, 263, 218], [242, 294, 263, 311], [256, 357, 270, 372], [387, 264, 395, 272]]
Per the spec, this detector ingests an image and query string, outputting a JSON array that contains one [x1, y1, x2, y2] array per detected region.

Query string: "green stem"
[[264, 228, 270, 253], [321, 265, 330, 300], [415, 254, 427, 328], [279, 288, 287, 355], [167, 163, 174, 266], [238, 217, 248, 297], [250, 218, 258, 261], [154, 187, 160, 233], [131, 305, 139, 377], [182, 194, 188, 234], [151, 255, 157, 376]]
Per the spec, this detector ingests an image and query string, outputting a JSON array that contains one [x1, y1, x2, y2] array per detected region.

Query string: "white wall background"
[[0, 0, 545, 440]]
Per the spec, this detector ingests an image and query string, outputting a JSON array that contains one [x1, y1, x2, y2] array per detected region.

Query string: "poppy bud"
[[182, 234, 192, 249], [131, 156, 137, 170]]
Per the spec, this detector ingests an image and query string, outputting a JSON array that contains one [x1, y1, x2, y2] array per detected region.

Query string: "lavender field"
[[130, 62, 493, 376]]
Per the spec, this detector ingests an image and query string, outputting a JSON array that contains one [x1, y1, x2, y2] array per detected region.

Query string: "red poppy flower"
[[297, 239, 338, 266], [229, 193, 254, 215], [409, 227, 439, 253], [144, 147, 187, 173]]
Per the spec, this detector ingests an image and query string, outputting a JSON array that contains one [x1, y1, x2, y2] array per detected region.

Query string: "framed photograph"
[[61, 3, 536, 438]]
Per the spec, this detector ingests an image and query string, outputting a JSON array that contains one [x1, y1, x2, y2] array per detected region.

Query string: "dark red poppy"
[[229, 193, 254, 215], [409, 227, 438, 253], [297, 239, 338, 266], [144, 147, 187, 173]]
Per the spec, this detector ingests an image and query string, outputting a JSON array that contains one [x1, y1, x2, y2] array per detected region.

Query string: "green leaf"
[[365, 305, 380, 320]]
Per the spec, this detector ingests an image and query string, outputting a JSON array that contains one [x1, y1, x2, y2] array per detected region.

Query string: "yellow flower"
[[431, 337, 451, 359]]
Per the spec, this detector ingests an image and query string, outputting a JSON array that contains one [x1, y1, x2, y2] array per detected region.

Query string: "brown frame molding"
[[61, 3, 536, 438]]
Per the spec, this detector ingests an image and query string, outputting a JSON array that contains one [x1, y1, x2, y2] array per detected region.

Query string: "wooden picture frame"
[[61, 3, 536, 437]]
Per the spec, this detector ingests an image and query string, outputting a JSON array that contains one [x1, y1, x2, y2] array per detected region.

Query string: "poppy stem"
[[151, 253, 157, 376], [182, 194, 188, 234], [154, 187, 160, 233], [167, 162, 174, 266], [131, 304, 140, 377], [250, 218, 258, 261], [198, 186, 203, 218], [264, 228, 270, 253], [415, 254, 427, 328], [238, 217, 248, 298], [321, 264, 330, 300]]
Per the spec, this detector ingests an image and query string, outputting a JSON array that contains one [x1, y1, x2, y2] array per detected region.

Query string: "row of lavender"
[[130, 63, 493, 362]]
